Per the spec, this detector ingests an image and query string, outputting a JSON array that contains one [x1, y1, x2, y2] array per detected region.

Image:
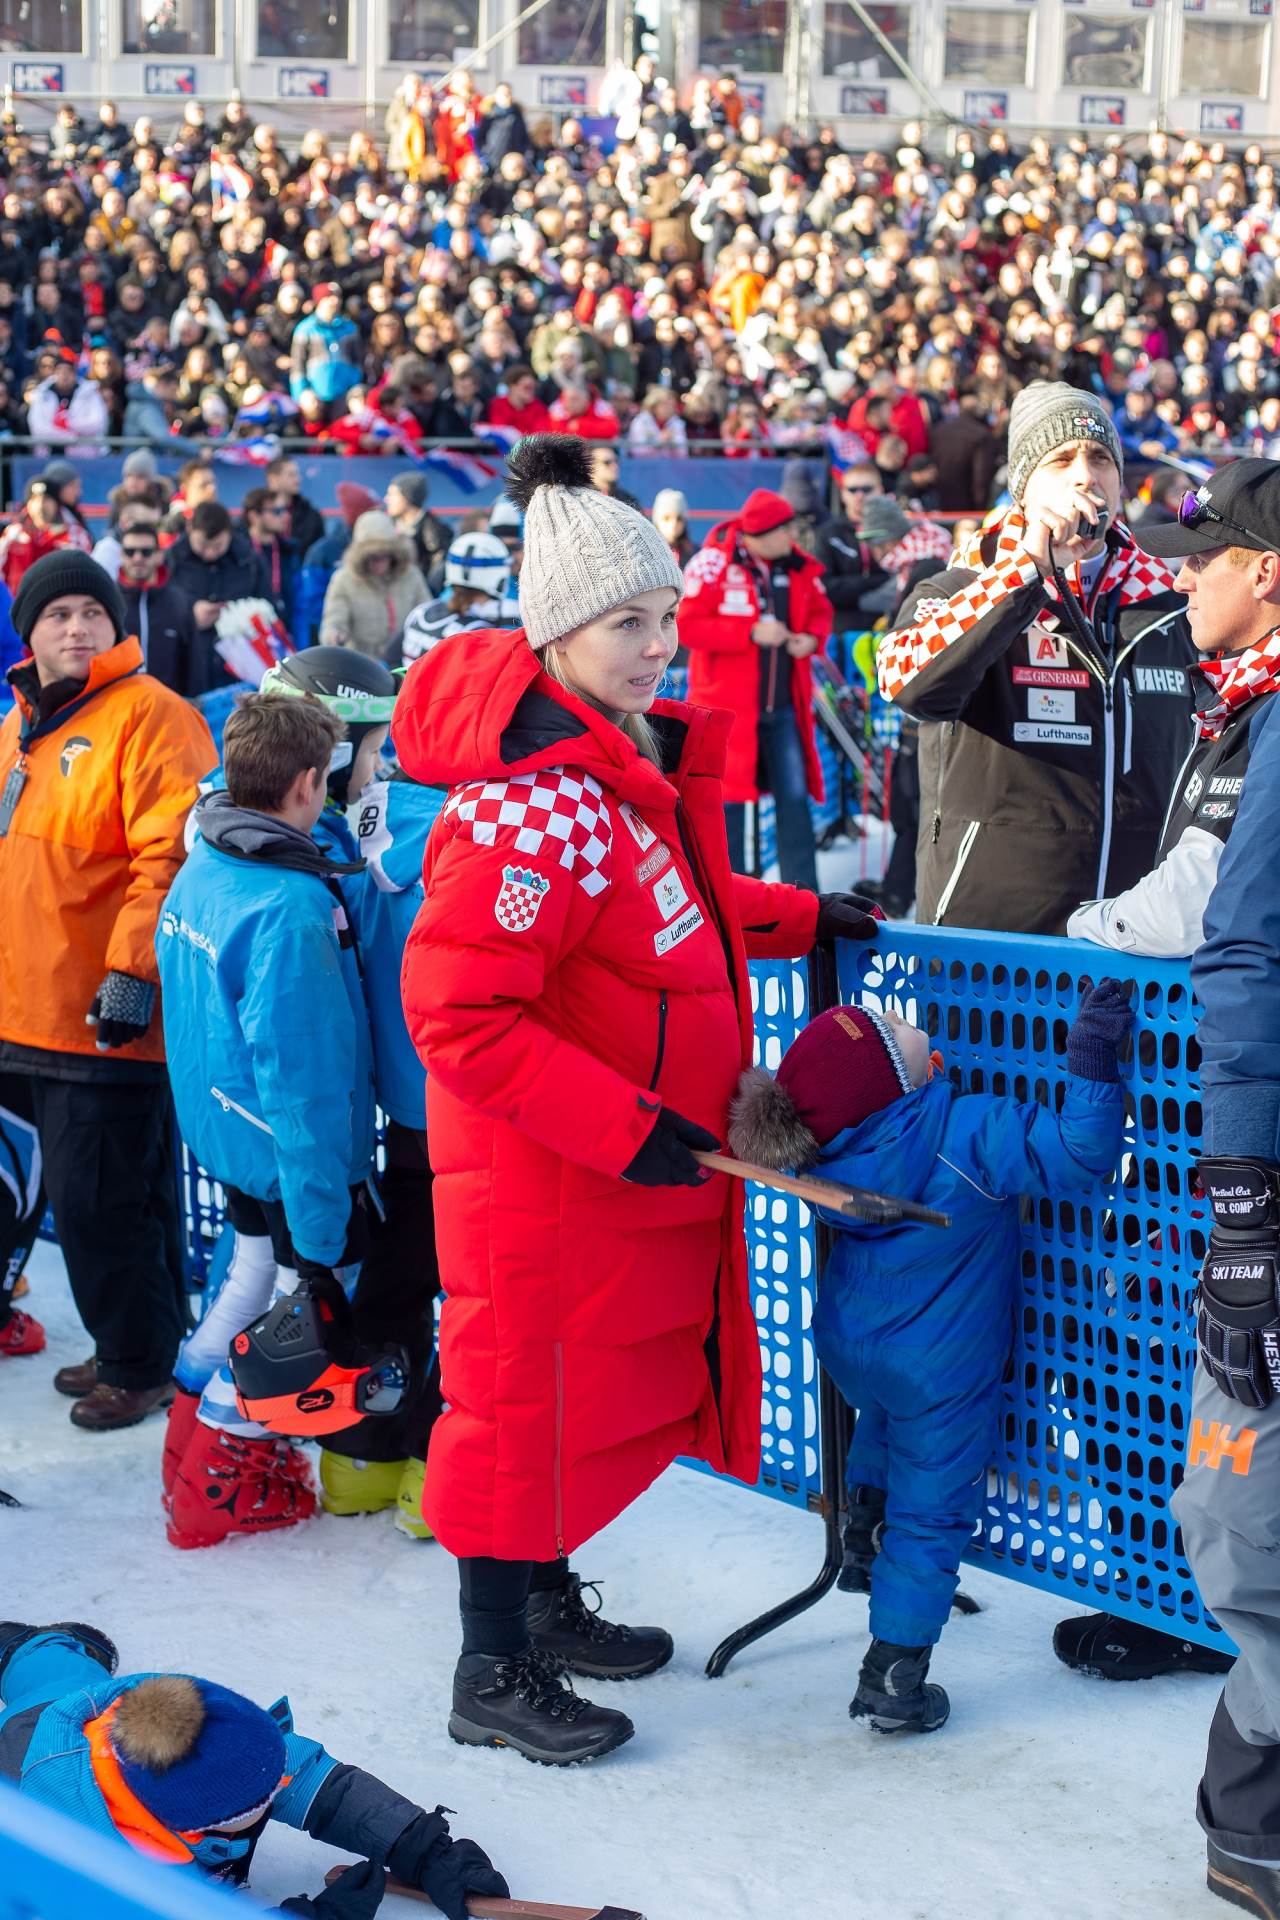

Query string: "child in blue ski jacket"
[[729, 979, 1132, 1732], [262, 648, 448, 1538], [156, 692, 377, 1549], [0, 1623, 506, 1916]]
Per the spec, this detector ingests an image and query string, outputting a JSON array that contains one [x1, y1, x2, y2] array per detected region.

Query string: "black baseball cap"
[[1135, 457, 1280, 558]]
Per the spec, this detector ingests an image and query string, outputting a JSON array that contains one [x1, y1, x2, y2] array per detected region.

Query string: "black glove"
[[1065, 978, 1134, 1083], [86, 971, 156, 1051], [815, 892, 882, 943], [278, 1860, 386, 1919], [387, 1810, 509, 1920], [1195, 1156, 1280, 1410], [622, 1106, 720, 1187]]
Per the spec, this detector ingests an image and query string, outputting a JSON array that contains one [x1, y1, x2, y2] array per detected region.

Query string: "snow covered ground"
[[4, 1244, 1223, 1920]]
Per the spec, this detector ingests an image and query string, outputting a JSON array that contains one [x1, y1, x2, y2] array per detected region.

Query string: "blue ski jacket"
[[157, 792, 375, 1266], [1194, 693, 1280, 1156]]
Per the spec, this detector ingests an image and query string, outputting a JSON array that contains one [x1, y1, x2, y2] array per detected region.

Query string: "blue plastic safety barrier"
[[0, 1780, 241, 1920], [728, 926, 1219, 1648]]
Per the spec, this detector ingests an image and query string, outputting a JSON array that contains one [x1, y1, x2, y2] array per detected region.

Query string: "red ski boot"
[[161, 1388, 202, 1510], [0, 1311, 46, 1358], [167, 1424, 316, 1550]]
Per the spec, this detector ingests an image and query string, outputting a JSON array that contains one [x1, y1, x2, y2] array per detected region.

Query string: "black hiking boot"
[[837, 1485, 885, 1594], [1053, 1612, 1235, 1681], [1208, 1842, 1280, 1919], [449, 1647, 635, 1766], [850, 1639, 950, 1733], [527, 1571, 674, 1680]]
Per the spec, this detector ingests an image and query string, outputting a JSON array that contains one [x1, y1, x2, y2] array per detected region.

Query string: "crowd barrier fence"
[[7, 924, 1220, 1912]]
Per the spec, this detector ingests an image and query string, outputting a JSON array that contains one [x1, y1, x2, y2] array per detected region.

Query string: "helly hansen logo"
[[59, 735, 91, 776], [1135, 667, 1187, 695], [1188, 1418, 1257, 1475]]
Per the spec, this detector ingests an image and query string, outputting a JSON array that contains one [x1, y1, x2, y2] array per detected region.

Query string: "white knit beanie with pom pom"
[[506, 434, 684, 650]]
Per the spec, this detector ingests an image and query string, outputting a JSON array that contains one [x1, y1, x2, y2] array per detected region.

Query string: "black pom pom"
[[505, 433, 595, 511]]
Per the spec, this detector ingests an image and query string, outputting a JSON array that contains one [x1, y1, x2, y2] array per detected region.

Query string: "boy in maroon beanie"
[[730, 981, 1133, 1732]]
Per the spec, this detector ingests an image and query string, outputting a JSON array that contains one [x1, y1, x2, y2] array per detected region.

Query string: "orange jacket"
[[0, 639, 215, 1065]]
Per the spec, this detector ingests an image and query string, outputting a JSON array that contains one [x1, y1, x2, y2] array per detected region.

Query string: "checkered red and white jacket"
[[874, 506, 1194, 934], [393, 624, 818, 1560]]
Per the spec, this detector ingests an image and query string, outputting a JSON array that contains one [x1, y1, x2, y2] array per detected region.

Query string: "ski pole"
[[692, 1151, 951, 1228], [325, 1870, 645, 1920]]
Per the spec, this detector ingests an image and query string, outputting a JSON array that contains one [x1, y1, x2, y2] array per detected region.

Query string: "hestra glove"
[[1066, 978, 1134, 1083], [86, 971, 156, 1051], [1195, 1156, 1280, 1409], [622, 1106, 720, 1187]]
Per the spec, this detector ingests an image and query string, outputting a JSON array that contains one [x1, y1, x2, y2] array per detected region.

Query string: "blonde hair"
[[538, 641, 662, 766]]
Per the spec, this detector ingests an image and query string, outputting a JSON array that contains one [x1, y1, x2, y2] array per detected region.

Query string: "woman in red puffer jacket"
[[395, 436, 878, 1768]]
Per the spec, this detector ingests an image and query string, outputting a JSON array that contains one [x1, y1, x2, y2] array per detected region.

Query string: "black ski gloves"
[[1196, 1156, 1280, 1409], [279, 1859, 386, 1919], [86, 970, 156, 1050], [386, 1808, 510, 1920], [1066, 979, 1134, 1083], [815, 892, 883, 944], [622, 1106, 720, 1187]]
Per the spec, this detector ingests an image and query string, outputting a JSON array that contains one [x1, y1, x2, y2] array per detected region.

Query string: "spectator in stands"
[[167, 502, 271, 622], [588, 443, 642, 511], [483, 363, 552, 437], [652, 488, 696, 570], [547, 380, 620, 441], [814, 460, 892, 636], [241, 486, 296, 630], [265, 454, 325, 561], [105, 449, 172, 531], [320, 510, 428, 659], [0, 553, 213, 1431], [289, 283, 362, 414], [431, 362, 486, 441], [92, 502, 158, 583], [626, 387, 688, 457], [930, 391, 1000, 518], [385, 472, 451, 588]]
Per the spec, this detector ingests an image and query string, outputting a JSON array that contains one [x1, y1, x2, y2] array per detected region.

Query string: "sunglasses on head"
[[1177, 487, 1258, 545]]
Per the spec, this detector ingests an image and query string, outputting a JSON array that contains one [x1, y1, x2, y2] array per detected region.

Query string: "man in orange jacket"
[[0, 552, 214, 1431]]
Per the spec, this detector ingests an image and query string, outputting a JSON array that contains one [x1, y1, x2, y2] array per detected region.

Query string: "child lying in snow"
[[729, 981, 1132, 1732]]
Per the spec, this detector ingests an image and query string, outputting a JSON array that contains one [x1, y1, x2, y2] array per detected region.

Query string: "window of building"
[[0, 0, 83, 53], [1062, 14, 1150, 90], [518, 0, 605, 66], [256, 0, 350, 59], [121, 0, 215, 55], [1180, 18, 1268, 97], [696, 0, 786, 74], [942, 8, 1031, 85], [823, 2, 911, 78], [388, 0, 479, 64]]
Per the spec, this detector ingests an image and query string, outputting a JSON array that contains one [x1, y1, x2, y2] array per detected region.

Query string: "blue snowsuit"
[[157, 792, 376, 1268], [0, 1634, 335, 1882], [812, 1070, 1124, 1647]]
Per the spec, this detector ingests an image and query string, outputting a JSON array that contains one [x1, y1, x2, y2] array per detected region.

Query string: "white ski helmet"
[[444, 530, 511, 598]]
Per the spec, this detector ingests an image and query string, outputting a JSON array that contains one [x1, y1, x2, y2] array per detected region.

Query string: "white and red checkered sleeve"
[[876, 552, 1043, 719], [402, 769, 658, 1177]]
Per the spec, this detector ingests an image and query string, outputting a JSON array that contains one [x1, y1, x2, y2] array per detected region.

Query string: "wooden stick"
[[324, 1867, 645, 1919], [693, 1150, 951, 1229]]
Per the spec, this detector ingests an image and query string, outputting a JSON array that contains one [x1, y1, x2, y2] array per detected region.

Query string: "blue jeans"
[[724, 707, 818, 891]]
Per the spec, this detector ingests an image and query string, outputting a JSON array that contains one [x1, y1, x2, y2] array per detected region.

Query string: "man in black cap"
[[1056, 458, 1280, 1691], [1164, 459, 1280, 1914], [0, 552, 214, 1430], [385, 471, 451, 588]]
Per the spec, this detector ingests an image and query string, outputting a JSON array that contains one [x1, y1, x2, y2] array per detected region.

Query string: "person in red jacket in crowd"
[[482, 364, 552, 438], [546, 380, 620, 440], [678, 487, 832, 890], [0, 466, 93, 595], [393, 435, 878, 1768]]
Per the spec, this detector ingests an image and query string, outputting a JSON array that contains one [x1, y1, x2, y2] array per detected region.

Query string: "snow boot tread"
[[1207, 1842, 1280, 1920]]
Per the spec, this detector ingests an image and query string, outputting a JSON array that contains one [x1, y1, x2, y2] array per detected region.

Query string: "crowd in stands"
[[0, 68, 1276, 502]]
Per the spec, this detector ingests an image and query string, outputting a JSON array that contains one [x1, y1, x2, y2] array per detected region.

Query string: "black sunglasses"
[[842, 483, 875, 495], [1177, 487, 1258, 545], [122, 544, 157, 557]]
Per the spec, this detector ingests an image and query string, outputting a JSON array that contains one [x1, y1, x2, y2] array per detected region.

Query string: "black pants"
[[458, 1555, 568, 1656], [327, 1123, 445, 1464], [30, 1075, 185, 1390], [1200, 1694, 1280, 1861], [882, 740, 920, 909], [0, 1072, 44, 1329], [724, 707, 818, 891]]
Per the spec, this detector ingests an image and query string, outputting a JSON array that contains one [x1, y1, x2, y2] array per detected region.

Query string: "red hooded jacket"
[[394, 627, 818, 1560], [678, 520, 831, 805]]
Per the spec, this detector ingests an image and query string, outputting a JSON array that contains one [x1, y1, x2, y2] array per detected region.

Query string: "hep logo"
[[1188, 1418, 1257, 1476], [59, 736, 92, 777]]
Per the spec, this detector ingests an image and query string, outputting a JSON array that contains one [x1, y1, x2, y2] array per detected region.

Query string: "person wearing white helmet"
[[398, 531, 514, 665]]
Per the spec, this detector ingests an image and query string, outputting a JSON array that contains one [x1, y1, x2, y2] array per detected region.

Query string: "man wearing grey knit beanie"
[[874, 378, 1193, 939]]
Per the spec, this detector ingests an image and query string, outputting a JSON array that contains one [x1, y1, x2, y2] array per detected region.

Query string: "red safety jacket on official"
[[678, 519, 832, 804], [394, 626, 819, 1561]]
